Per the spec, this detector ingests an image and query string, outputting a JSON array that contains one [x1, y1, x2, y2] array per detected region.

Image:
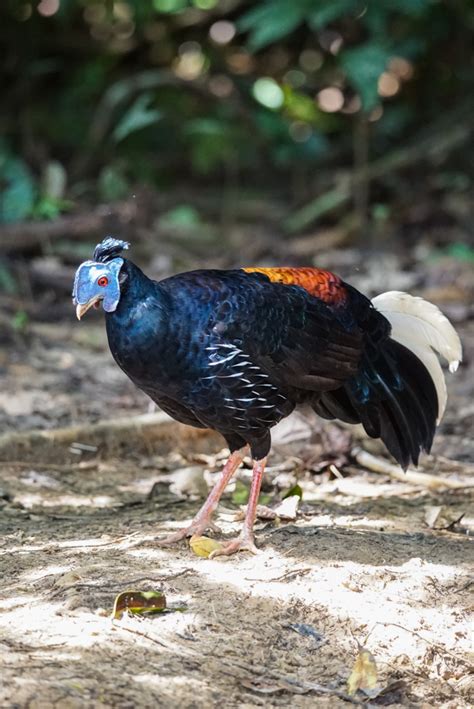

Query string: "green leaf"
[[113, 93, 162, 143], [184, 118, 238, 174], [32, 197, 64, 220], [282, 484, 303, 500], [308, 0, 357, 30], [283, 86, 319, 123], [152, 0, 187, 13], [445, 243, 474, 263], [0, 154, 36, 224], [159, 205, 202, 229], [232, 480, 250, 505], [239, 1, 308, 51], [340, 43, 391, 111], [12, 310, 29, 332]]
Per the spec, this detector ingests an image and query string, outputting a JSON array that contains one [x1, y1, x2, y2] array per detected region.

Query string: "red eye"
[[97, 276, 109, 287]]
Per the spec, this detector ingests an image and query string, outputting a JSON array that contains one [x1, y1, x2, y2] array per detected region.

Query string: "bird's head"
[[72, 237, 130, 320]]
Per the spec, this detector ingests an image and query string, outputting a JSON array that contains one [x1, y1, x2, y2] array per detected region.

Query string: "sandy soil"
[[0, 318, 473, 708]]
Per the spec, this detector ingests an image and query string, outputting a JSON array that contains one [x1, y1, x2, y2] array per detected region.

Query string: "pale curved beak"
[[75, 297, 101, 320]]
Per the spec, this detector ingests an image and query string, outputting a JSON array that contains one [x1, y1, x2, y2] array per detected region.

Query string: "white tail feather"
[[371, 291, 462, 423]]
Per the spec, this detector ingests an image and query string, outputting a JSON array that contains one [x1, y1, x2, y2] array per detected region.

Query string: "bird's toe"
[[209, 535, 260, 558], [155, 519, 221, 546]]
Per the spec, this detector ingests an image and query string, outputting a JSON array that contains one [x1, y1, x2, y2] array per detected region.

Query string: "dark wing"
[[239, 270, 365, 392], [161, 268, 371, 395]]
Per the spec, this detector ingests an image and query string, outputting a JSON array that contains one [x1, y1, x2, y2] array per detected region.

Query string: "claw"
[[209, 535, 260, 558], [155, 519, 219, 546]]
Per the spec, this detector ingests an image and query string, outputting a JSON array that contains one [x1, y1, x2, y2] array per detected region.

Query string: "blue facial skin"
[[72, 257, 124, 313]]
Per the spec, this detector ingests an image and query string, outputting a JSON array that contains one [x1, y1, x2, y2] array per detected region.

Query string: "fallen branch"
[[218, 657, 364, 705], [0, 200, 137, 253], [0, 412, 218, 463], [352, 447, 474, 490]]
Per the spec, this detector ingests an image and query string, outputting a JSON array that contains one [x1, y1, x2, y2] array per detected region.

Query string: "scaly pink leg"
[[210, 457, 267, 558], [156, 446, 249, 545]]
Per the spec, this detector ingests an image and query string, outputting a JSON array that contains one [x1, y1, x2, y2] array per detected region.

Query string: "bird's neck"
[[104, 260, 171, 380], [105, 259, 168, 330], [117, 260, 156, 305]]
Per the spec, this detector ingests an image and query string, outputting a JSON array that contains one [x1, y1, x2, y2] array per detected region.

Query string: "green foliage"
[[239, 1, 310, 52], [341, 43, 391, 111], [184, 118, 242, 173], [442, 244, 474, 264], [11, 310, 29, 332], [113, 93, 163, 143], [159, 205, 202, 230], [0, 0, 471, 223], [308, 1, 356, 30]]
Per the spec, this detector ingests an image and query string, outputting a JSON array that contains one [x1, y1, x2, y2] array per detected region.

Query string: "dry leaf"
[[245, 495, 301, 522], [347, 647, 379, 697], [189, 535, 224, 558], [424, 505, 442, 528], [112, 590, 166, 619], [272, 495, 300, 520], [254, 504, 278, 520]]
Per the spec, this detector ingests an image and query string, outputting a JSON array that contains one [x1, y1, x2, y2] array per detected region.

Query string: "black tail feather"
[[313, 339, 439, 469]]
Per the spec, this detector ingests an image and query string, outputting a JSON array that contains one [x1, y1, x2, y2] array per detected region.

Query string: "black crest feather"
[[93, 237, 130, 263]]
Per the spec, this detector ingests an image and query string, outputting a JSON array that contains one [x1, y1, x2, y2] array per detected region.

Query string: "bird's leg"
[[156, 445, 249, 545], [209, 456, 267, 558]]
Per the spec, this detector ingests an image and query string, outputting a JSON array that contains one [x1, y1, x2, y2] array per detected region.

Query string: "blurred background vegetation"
[[0, 0, 473, 311]]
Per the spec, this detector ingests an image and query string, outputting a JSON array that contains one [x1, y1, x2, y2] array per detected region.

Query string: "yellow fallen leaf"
[[189, 535, 224, 558], [347, 647, 378, 697]]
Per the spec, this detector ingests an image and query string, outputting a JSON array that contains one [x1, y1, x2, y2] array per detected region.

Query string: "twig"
[[112, 619, 182, 651], [4, 460, 98, 472], [244, 567, 312, 583], [352, 447, 474, 490], [118, 569, 195, 586], [218, 657, 364, 705], [376, 622, 473, 670], [112, 618, 197, 656], [0, 200, 137, 253]]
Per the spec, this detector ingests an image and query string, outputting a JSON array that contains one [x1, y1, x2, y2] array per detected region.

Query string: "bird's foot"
[[155, 519, 221, 546], [209, 533, 260, 558]]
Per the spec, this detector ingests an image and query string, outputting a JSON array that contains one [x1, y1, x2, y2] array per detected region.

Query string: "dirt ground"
[[0, 283, 473, 707]]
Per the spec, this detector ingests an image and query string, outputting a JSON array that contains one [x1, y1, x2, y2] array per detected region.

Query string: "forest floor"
[[0, 235, 473, 708]]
